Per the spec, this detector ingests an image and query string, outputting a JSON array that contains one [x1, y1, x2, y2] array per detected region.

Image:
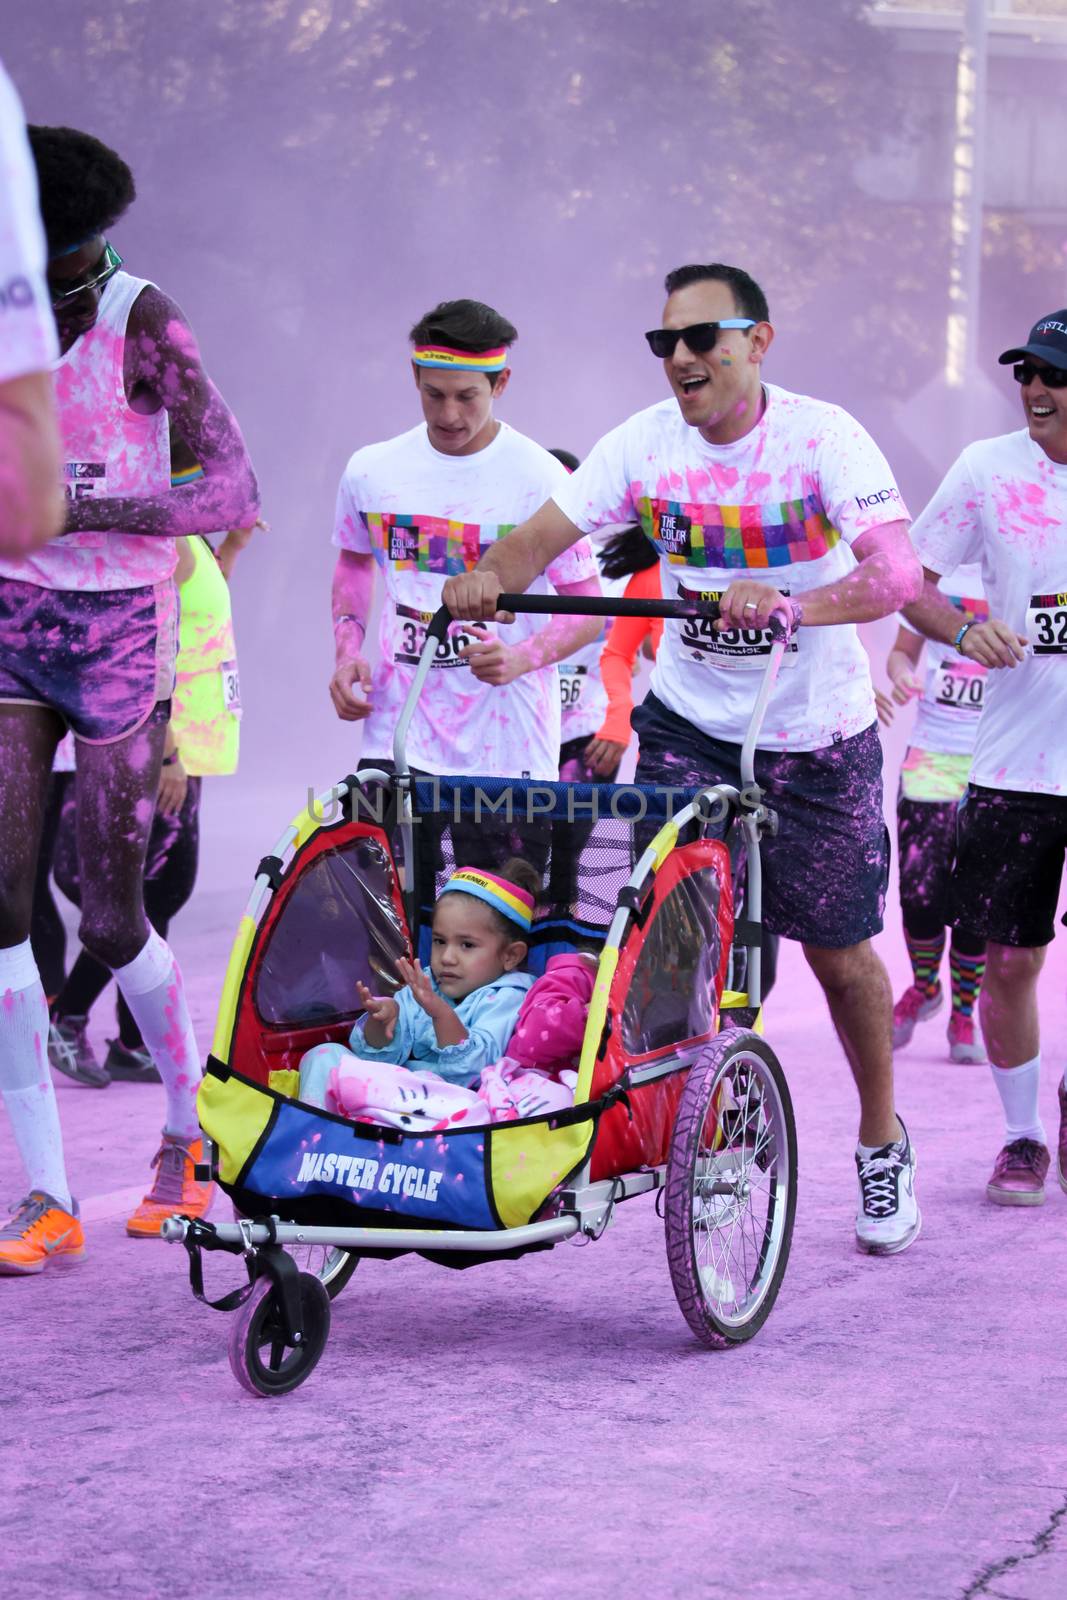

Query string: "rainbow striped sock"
[[904, 930, 944, 999], [949, 945, 985, 1019]]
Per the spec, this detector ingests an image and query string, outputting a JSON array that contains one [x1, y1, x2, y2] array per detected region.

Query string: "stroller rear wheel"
[[228, 1270, 331, 1396], [291, 1244, 358, 1299], [665, 1029, 796, 1348]]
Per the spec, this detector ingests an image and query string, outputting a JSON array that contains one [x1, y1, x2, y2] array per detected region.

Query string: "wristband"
[[161, 750, 180, 768], [334, 613, 365, 635], [954, 621, 975, 654]]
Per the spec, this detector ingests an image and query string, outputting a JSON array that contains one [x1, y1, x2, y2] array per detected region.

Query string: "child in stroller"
[[298, 858, 589, 1130]]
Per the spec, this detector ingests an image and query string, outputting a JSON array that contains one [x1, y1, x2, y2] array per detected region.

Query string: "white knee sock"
[[0, 941, 72, 1209], [112, 929, 201, 1139], [990, 1054, 1045, 1145]]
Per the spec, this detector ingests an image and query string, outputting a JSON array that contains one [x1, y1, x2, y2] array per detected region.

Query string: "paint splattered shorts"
[[0, 577, 177, 743], [951, 784, 1067, 948], [633, 693, 889, 948]]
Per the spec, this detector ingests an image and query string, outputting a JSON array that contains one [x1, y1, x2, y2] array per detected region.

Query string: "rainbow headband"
[[442, 869, 534, 931], [412, 344, 509, 373]]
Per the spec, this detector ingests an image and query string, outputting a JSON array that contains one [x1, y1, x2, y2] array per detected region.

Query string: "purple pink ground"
[[2, 789, 1067, 1600]]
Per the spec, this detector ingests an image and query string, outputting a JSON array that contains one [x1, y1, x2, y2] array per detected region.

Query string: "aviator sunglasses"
[[1013, 359, 1067, 389], [48, 241, 123, 307], [644, 318, 755, 359]]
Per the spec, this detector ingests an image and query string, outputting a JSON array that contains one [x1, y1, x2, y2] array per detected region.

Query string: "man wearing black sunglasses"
[[906, 311, 1067, 1212], [445, 260, 925, 1258]]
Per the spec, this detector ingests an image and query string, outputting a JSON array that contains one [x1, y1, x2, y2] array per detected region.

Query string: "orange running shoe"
[[126, 1133, 214, 1238], [0, 1191, 85, 1275]]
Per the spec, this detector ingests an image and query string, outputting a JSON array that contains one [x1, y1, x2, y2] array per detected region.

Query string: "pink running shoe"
[[892, 984, 943, 1049], [986, 1138, 1050, 1207], [1058, 1081, 1067, 1197], [947, 1014, 986, 1065]]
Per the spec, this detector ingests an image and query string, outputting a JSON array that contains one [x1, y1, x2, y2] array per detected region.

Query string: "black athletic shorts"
[[951, 784, 1067, 948], [632, 694, 890, 949]]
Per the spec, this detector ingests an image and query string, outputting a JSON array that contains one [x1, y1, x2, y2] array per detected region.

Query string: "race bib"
[[676, 583, 799, 670], [928, 656, 985, 713], [63, 461, 107, 501], [1026, 590, 1067, 655], [393, 602, 479, 670], [559, 664, 587, 709], [219, 659, 243, 717]]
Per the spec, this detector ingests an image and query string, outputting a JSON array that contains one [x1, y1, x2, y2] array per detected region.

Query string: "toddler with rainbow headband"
[[298, 859, 577, 1130]]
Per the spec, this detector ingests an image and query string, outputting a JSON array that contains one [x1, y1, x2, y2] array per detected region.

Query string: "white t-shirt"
[[911, 429, 1067, 796], [553, 386, 908, 751], [0, 63, 57, 382], [901, 566, 988, 757], [333, 421, 597, 778]]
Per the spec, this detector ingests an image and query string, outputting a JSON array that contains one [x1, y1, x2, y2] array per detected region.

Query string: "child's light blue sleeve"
[[348, 986, 418, 1064], [430, 981, 530, 1085]]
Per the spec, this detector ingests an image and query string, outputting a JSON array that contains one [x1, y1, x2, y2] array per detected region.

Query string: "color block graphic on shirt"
[[363, 511, 516, 574], [636, 494, 842, 570]]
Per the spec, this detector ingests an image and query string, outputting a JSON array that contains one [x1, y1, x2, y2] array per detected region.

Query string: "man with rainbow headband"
[[329, 298, 602, 795]]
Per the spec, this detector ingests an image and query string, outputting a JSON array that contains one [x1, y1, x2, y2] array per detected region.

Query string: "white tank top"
[[0, 269, 174, 591]]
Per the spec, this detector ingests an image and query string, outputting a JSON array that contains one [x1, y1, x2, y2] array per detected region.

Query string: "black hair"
[[663, 263, 769, 325], [27, 126, 135, 256], [409, 299, 517, 390], [439, 856, 540, 941], [599, 524, 658, 579], [548, 448, 580, 473]]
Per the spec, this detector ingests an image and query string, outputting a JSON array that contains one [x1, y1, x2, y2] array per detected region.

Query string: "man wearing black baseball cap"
[[905, 308, 1067, 1209]]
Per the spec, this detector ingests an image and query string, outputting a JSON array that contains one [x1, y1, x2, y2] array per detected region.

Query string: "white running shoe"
[[855, 1120, 921, 1256]]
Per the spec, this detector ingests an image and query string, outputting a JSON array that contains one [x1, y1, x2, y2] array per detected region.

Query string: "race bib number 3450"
[[677, 584, 799, 670], [1027, 591, 1067, 655]]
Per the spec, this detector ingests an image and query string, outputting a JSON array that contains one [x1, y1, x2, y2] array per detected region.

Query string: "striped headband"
[[412, 344, 510, 372], [442, 869, 534, 931]]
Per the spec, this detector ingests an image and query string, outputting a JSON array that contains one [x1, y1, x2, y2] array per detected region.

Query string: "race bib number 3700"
[[676, 584, 799, 670], [1027, 591, 1067, 655], [929, 656, 985, 713]]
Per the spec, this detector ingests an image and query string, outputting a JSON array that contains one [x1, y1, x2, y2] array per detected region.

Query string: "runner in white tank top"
[[0, 125, 259, 1272]]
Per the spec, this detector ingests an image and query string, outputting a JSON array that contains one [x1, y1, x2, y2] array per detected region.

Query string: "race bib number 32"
[[1027, 591, 1067, 655], [677, 584, 799, 670]]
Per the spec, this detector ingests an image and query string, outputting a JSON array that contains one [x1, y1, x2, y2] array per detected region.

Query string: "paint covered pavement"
[[2, 891, 1066, 1600]]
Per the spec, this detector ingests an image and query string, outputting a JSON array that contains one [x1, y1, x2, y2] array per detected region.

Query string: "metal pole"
[[945, 0, 990, 430]]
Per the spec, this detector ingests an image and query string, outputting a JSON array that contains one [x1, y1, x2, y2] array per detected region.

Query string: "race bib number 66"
[[677, 584, 799, 670], [1027, 591, 1067, 655]]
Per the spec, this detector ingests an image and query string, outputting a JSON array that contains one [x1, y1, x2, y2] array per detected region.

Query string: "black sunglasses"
[[644, 319, 755, 359], [1013, 360, 1067, 389]]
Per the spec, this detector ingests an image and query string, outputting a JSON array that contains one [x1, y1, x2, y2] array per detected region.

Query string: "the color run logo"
[[295, 1149, 443, 1202]]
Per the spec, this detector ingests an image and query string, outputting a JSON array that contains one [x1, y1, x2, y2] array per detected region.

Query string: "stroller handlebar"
[[426, 593, 793, 642]]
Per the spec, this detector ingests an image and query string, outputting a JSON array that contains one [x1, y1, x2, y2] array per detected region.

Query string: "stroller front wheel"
[[228, 1270, 331, 1396], [665, 1029, 796, 1348]]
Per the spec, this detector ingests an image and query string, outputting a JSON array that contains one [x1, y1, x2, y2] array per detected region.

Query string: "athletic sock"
[[904, 930, 945, 999], [949, 943, 985, 1019], [111, 929, 201, 1139], [990, 1054, 1046, 1146], [0, 941, 72, 1210]]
